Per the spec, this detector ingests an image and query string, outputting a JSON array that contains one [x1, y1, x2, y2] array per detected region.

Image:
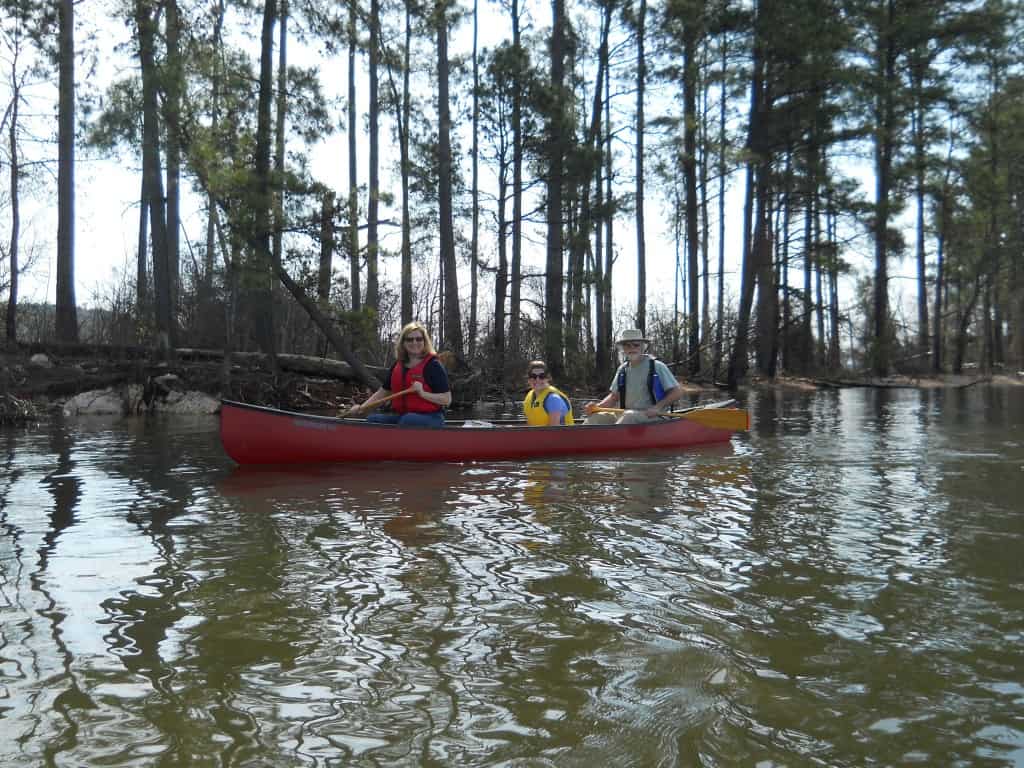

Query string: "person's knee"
[[582, 412, 618, 425], [616, 410, 650, 424], [398, 412, 444, 427]]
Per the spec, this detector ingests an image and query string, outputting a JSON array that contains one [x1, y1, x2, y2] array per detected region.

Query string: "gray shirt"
[[608, 356, 679, 409]]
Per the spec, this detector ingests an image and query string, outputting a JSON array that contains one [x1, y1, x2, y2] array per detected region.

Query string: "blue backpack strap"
[[617, 364, 627, 409], [648, 358, 666, 403]]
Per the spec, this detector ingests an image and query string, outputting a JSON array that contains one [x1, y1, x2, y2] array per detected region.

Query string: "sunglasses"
[[528, 373, 548, 380], [622, 341, 643, 349], [404, 336, 425, 343]]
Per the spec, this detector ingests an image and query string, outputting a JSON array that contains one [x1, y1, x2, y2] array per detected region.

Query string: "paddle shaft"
[[346, 386, 416, 416]]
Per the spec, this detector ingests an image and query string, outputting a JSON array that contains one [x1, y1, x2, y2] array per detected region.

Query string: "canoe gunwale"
[[219, 399, 730, 431]]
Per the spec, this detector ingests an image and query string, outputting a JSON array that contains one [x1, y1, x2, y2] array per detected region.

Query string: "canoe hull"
[[219, 400, 739, 465]]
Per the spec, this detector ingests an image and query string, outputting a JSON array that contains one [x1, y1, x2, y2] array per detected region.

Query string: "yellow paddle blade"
[[675, 407, 749, 431]]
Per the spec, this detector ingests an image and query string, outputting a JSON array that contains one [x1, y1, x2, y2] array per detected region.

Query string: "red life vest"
[[389, 354, 441, 413]]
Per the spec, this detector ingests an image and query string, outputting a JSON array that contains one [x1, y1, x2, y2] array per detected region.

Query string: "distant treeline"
[[2, 0, 1022, 388]]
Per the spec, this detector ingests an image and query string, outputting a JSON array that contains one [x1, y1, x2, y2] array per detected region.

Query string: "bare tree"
[[367, 0, 380, 312], [55, 0, 77, 342], [436, 0, 463, 355]]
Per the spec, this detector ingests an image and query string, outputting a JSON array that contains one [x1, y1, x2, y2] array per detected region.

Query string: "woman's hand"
[[410, 380, 425, 395]]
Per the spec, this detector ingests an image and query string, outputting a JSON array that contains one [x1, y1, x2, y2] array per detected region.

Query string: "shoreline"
[[2, 345, 1021, 425]]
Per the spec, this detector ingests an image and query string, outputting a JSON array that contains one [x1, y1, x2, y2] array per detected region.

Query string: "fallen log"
[[175, 349, 387, 381]]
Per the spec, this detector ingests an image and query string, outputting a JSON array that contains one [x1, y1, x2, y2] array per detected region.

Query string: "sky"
[[2, 0, 913, 346]]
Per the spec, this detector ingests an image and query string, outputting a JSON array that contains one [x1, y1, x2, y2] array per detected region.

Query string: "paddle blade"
[[678, 407, 749, 431]]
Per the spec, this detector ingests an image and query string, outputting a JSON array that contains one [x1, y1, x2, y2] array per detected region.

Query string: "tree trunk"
[[714, 23, 728, 381], [827, 192, 841, 369], [1011, 246, 1023, 372], [602, 70, 615, 371], [814, 206, 826, 367], [802, 145, 816, 373], [953, 275, 981, 374], [137, 177, 148, 321], [469, 0, 480, 358], [436, 0, 463, 355], [700, 56, 711, 373], [728, 158, 756, 388], [509, 0, 523, 357], [400, 0, 413, 324], [494, 162, 509, 362], [136, 0, 172, 353], [544, 0, 567, 375], [982, 279, 993, 373], [911, 64, 930, 358], [932, 129, 955, 374], [684, 25, 700, 378], [201, 0, 227, 348], [252, 0, 278, 363], [753, 168, 776, 377], [6, 69, 19, 343], [270, 257, 381, 389], [347, 2, 360, 312], [273, 0, 288, 316], [566, 0, 610, 372], [318, 192, 334, 302], [56, 0, 78, 343], [635, 0, 647, 335], [165, 0, 182, 321], [871, 0, 897, 377], [367, 0, 380, 312], [594, 122, 608, 382], [672, 182, 683, 362], [780, 153, 792, 372], [727, 1, 765, 389]]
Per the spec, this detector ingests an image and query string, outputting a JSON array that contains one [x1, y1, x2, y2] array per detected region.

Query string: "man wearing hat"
[[583, 329, 684, 424]]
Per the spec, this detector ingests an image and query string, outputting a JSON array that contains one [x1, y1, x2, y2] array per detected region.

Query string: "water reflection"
[[221, 463, 468, 548], [1, 390, 1022, 766]]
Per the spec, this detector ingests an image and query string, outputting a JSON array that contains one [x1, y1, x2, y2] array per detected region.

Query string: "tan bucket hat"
[[615, 328, 649, 346]]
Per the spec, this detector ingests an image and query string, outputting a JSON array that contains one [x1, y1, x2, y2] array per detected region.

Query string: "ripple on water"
[[2, 391, 1023, 766]]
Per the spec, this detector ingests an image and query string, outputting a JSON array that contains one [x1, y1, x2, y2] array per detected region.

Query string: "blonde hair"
[[395, 321, 437, 363]]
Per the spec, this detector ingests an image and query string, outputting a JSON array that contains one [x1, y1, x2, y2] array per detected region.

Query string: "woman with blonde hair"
[[349, 321, 451, 426]]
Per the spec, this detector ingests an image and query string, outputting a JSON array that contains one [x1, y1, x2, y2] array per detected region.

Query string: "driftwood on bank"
[[9, 342, 387, 383], [815, 375, 991, 389], [1, 345, 389, 412], [175, 349, 388, 382]]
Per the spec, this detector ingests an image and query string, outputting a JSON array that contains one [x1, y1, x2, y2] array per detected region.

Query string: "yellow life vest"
[[523, 385, 575, 426]]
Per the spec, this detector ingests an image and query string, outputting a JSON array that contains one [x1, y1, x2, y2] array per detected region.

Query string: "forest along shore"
[[1, 344, 1019, 426]]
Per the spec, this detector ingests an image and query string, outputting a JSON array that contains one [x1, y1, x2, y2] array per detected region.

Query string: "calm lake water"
[[1, 387, 1022, 767]]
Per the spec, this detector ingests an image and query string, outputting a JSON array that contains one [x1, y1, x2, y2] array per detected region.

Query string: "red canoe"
[[220, 399, 746, 465]]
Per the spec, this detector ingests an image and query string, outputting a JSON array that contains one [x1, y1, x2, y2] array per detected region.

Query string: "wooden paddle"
[[593, 404, 749, 431], [342, 386, 416, 417]]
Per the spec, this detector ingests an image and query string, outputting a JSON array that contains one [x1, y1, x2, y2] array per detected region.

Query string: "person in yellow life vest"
[[522, 361, 575, 426]]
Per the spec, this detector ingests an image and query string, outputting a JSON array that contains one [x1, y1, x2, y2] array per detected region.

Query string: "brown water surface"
[[1, 387, 1022, 766]]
